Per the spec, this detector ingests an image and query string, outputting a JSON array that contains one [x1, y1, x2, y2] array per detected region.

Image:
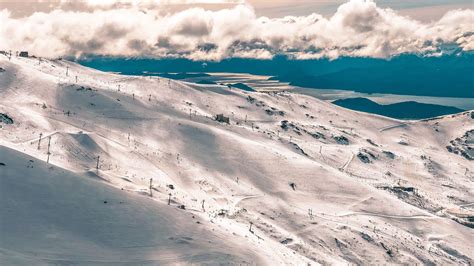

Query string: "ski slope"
[[1, 55, 473, 265]]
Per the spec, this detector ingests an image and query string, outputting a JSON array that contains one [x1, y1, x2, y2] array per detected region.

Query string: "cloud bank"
[[1, 0, 473, 60]]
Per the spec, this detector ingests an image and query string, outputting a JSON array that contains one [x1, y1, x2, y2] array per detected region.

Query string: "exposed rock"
[[398, 140, 409, 146], [246, 96, 256, 103], [0, 113, 13, 124], [265, 109, 285, 116], [76, 86, 93, 92], [307, 131, 325, 139], [382, 151, 396, 159], [280, 120, 289, 130], [281, 238, 293, 244], [281, 120, 300, 131], [334, 135, 349, 145], [392, 186, 415, 192], [380, 242, 393, 257], [357, 152, 371, 163], [446, 130, 473, 160], [360, 232, 373, 242], [366, 139, 379, 147], [290, 142, 308, 156], [217, 209, 228, 216]]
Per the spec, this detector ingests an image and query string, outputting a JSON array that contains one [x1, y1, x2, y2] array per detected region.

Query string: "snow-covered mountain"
[[1, 55, 473, 265]]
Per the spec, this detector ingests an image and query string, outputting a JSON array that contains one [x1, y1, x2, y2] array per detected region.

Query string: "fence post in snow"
[[46, 136, 51, 163], [149, 178, 153, 197], [37, 133, 43, 150]]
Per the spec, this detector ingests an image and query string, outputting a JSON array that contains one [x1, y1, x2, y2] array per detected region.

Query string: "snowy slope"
[[0, 55, 473, 265], [0, 146, 266, 265]]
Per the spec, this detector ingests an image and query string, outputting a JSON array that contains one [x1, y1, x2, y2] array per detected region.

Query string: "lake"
[[179, 72, 474, 111]]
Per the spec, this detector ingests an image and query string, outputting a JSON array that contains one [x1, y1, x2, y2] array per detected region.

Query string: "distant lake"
[[179, 72, 474, 111]]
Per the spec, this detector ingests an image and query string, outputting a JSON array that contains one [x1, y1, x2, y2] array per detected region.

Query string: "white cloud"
[[0, 0, 472, 60]]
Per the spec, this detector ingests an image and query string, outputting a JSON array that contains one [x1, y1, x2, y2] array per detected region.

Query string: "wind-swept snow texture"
[[1, 55, 473, 265]]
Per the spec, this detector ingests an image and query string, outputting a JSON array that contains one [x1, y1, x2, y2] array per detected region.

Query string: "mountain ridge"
[[1, 55, 473, 264], [332, 97, 466, 119]]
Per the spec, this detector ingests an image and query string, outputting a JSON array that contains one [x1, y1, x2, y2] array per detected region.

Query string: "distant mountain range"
[[332, 98, 465, 119], [78, 53, 474, 98]]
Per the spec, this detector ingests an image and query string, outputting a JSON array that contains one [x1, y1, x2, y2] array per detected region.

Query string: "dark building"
[[215, 114, 230, 124]]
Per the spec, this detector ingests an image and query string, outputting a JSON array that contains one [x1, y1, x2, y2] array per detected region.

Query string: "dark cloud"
[[197, 43, 218, 52], [96, 24, 130, 39], [174, 20, 211, 36], [342, 6, 381, 32]]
